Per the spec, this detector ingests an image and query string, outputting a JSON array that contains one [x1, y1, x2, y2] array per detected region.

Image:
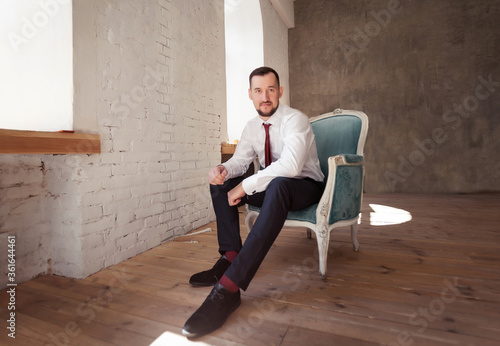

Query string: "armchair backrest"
[[310, 109, 369, 179]]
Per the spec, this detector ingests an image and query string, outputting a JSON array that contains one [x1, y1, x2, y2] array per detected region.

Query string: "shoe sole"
[[189, 280, 217, 287]]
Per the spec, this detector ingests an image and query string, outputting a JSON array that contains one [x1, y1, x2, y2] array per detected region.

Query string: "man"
[[182, 66, 324, 338]]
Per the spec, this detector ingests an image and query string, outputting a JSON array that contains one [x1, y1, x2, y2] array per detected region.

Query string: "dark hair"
[[249, 66, 280, 88]]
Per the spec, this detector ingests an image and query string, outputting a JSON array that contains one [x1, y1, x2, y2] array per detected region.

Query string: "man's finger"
[[228, 198, 241, 206]]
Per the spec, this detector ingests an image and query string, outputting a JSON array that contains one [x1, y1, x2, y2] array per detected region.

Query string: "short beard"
[[257, 104, 279, 118]]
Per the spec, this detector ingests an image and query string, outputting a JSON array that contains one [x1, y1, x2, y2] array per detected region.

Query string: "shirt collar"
[[260, 104, 283, 126]]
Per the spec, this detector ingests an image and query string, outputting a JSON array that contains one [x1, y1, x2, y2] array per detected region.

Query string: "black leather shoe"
[[182, 283, 241, 338], [189, 256, 231, 286]]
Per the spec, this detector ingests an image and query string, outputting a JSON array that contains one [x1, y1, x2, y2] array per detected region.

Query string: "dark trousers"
[[210, 176, 324, 291]]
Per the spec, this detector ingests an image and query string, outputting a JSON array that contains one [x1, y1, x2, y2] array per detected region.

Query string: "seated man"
[[182, 66, 324, 338]]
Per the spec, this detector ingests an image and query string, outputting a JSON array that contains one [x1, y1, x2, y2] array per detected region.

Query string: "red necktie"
[[263, 123, 272, 167]]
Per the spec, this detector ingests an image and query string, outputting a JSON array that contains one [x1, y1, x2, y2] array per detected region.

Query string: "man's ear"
[[248, 88, 252, 100], [279, 86, 283, 98]]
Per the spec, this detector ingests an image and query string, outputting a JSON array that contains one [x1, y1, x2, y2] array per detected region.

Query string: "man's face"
[[248, 73, 283, 119]]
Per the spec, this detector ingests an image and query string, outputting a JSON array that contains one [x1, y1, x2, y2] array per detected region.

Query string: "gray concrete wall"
[[289, 0, 500, 193]]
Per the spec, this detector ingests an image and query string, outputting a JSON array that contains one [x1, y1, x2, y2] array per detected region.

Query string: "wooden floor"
[[2, 193, 500, 345]]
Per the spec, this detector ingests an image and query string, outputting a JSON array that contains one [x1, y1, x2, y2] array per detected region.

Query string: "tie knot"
[[263, 123, 271, 131]]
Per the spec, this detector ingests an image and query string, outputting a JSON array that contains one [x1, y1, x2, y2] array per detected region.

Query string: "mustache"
[[257, 104, 278, 117]]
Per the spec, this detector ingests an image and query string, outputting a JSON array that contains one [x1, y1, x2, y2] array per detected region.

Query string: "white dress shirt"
[[223, 104, 324, 195]]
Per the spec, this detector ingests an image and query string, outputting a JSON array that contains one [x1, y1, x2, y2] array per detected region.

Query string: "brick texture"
[[0, 0, 225, 287]]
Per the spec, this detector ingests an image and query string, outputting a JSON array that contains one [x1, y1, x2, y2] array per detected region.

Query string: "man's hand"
[[208, 165, 228, 185], [228, 183, 246, 206]]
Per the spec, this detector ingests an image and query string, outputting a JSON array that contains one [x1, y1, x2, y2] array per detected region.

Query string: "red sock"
[[224, 251, 238, 263], [219, 275, 239, 293]]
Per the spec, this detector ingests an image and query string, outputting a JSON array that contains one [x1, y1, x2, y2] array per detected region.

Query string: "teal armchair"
[[245, 109, 369, 279]]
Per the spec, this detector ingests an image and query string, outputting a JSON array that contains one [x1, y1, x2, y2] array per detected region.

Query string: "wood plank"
[[1, 193, 499, 345], [14, 286, 157, 345], [281, 326, 379, 346], [1, 313, 116, 346], [0, 128, 100, 154]]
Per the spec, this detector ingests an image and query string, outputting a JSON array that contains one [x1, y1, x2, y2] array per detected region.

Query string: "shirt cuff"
[[219, 164, 232, 181], [242, 174, 259, 195]]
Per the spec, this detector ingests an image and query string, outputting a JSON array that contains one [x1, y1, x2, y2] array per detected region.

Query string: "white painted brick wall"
[[0, 0, 225, 288]]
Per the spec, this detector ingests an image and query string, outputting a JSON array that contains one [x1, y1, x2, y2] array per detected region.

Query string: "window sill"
[[0, 129, 100, 155], [221, 142, 237, 155]]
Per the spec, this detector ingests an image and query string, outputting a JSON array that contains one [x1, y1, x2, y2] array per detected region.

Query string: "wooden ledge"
[[221, 142, 237, 155], [0, 129, 100, 154]]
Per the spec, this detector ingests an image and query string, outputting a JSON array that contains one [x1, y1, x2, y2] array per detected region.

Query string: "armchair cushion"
[[247, 154, 364, 225], [248, 203, 318, 224]]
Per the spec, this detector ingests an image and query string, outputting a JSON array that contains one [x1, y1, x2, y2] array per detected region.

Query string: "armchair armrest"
[[334, 154, 364, 165], [316, 154, 364, 225]]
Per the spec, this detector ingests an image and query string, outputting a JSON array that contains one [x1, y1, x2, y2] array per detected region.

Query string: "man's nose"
[[261, 91, 270, 101]]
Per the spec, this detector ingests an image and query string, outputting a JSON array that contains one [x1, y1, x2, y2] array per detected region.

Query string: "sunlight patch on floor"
[[150, 332, 211, 346], [367, 204, 412, 226]]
